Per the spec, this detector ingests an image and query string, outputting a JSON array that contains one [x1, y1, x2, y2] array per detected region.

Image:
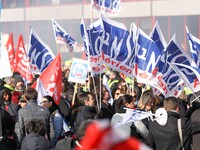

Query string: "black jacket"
[[15, 100, 55, 145], [74, 105, 96, 131], [145, 111, 200, 150], [21, 133, 50, 150]]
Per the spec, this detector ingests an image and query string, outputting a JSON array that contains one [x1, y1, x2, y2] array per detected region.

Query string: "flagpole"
[[72, 82, 78, 106]]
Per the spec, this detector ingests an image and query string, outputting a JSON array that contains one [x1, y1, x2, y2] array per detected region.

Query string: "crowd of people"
[[0, 68, 200, 150]]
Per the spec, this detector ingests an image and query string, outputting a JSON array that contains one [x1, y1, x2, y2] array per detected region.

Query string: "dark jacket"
[[191, 109, 200, 150], [21, 133, 50, 150], [0, 107, 16, 150], [15, 100, 55, 145], [145, 111, 200, 150], [100, 102, 114, 120], [54, 138, 77, 150], [74, 105, 96, 131]]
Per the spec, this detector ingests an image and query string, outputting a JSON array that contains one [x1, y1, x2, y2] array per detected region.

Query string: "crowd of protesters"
[[0, 65, 200, 150]]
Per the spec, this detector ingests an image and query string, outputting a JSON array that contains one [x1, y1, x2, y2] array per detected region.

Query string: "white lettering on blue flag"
[[28, 28, 55, 74]]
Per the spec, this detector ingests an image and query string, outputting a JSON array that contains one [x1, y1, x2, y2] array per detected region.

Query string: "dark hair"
[[118, 94, 134, 108], [77, 92, 92, 106], [43, 95, 59, 112], [24, 88, 38, 101], [26, 119, 46, 136], [111, 87, 121, 99], [0, 88, 12, 102]]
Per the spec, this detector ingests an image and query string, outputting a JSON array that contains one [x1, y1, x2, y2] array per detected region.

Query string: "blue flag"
[[170, 62, 200, 93], [28, 28, 55, 74], [154, 35, 195, 97], [52, 18, 77, 52], [149, 21, 167, 52], [92, 0, 121, 15], [133, 27, 162, 84], [80, 15, 135, 77], [186, 26, 200, 66]]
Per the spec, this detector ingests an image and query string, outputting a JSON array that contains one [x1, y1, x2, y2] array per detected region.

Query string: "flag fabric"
[[153, 35, 195, 97], [35, 78, 47, 105], [51, 18, 77, 52], [0, 46, 12, 78], [133, 27, 162, 84], [92, 0, 121, 16], [5, 33, 15, 71], [76, 120, 151, 150], [80, 18, 104, 74], [149, 21, 167, 52], [32, 53, 62, 105], [15, 34, 33, 82], [81, 15, 136, 76], [122, 109, 154, 125], [169, 62, 200, 93], [28, 28, 55, 74], [80, 18, 91, 58], [186, 26, 200, 66]]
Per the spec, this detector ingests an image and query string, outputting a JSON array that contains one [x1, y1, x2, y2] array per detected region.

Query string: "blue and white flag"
[[133, 27, 162, 84], [51, 18, 77, 52], [80, 18, 104, 74], [154, 35, 195, 97], [81, 15, 136, 77], [149, 21, 167, 52], [92, 0, 121, 16], [28, 28, 55, 74], [170, 62, 200, 93], [186, 26, 200, 66], [123, 109, 154, 124]]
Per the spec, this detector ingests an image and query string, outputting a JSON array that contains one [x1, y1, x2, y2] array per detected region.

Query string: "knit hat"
[[14, 75, 24, 85]]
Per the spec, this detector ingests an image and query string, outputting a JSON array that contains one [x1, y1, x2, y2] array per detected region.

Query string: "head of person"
[[40, 95, 57, 109], [111, 87, 121, 100], [24, 87, 38, 101], [137, 90, 156, 111], [14, 75, 24, 91], [26, 119, 46, 136], [102, 85, 111, 102], [4, 76, 15, 90], [0, 88, 12, 102], [163, 97, 179, 112], [19, 95, 27, 108], [109, 70, 117, 80], [79, 92, 95, 107], [118, 94, 137, 109]]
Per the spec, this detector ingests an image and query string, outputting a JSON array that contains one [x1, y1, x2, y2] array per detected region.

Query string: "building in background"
[[1, 0, 200, 61]]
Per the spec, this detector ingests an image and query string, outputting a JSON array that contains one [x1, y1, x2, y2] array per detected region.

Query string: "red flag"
[[15, 34, 33, 82], [76, 120, 151, 150], [32, 53, 62, 105], [5, 33, 15, 71]]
